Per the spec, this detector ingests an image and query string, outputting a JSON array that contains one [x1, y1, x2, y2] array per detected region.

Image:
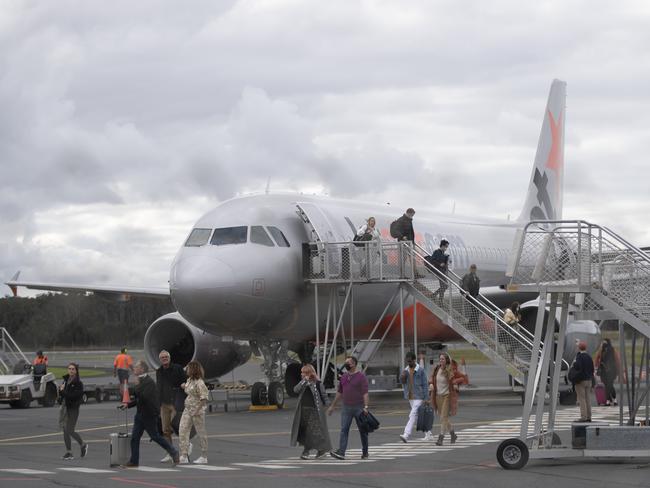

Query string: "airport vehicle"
[[0, 361, 58, 408], [6, 80, 600, 407]]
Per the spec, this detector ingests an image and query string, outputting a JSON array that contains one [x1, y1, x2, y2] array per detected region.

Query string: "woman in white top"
[[355, 217, 382, 279], [429, 353, 468, 446]]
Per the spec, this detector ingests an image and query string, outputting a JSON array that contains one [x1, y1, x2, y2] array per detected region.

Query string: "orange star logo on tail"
[[545, 109, 563, 172]]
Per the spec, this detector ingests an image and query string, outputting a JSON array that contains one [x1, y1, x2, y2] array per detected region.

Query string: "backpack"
[[390, 219, 401, 238]]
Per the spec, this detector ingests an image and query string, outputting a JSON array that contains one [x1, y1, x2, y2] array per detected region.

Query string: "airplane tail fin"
[[517, 79, 566, 222]]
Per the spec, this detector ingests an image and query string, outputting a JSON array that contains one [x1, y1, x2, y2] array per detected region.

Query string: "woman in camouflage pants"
[[178, 361, 209, 464]]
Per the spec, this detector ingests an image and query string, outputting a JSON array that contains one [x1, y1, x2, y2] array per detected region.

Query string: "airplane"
[[6, 79, 601, 407]]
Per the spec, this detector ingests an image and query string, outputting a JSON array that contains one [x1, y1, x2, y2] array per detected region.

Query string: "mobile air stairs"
[[304, 239, 556, 394], [495, 220, 650, 469]]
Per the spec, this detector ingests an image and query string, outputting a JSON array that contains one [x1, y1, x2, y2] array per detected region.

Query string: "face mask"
[[343, 363, 352, 371]]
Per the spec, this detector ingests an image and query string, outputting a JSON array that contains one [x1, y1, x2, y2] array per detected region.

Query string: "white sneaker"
[[423, 432, 434, 441], [160, 454, 172, 463], [399, 434, 408, 443], [188, 443, 193, 456], [193, 456, 208, 464], [179, 455, 189, 464]]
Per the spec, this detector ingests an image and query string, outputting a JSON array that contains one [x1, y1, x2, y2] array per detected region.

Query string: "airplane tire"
[[42, 383, 57, 407], [496, 438, 529, 470], [268, 381, 284, 409], [251, 382, 267, 406], [285, 363, 302, 398]]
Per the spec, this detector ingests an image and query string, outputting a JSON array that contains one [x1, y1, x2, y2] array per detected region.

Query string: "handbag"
[[416, 402, 434, 432], [355, 410, 380, 433], [352, 233, 373, 247], [567, 362, 581, 384]]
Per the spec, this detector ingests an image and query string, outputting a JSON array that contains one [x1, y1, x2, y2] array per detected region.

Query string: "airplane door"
[[296, 202, 344, 278]]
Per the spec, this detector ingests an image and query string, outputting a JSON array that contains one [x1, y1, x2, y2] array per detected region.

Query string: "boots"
[[450, 431, 457, 444], [435, 434, 444, 446]]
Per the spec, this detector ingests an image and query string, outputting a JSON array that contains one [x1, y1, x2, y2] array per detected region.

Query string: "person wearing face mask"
[[399, 352, 433, 442], [327, 356, 370, 460], [290, 364, 331, 460]]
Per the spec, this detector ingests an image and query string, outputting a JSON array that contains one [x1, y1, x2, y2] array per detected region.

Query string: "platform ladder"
[[0, 327, 29, 375], [496, 220, 650, 469]]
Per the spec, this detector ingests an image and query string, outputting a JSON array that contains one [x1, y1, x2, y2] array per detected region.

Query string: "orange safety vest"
[[33, 356, 48, 365], [114, 353, 132, 370]]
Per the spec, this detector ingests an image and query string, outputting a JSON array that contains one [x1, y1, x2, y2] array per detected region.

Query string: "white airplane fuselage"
[[170, 194, 521, 346]]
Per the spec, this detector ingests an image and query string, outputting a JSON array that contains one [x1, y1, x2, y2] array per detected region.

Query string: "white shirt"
[[436, 369, 450, 396], [356, 224, 381, 240]]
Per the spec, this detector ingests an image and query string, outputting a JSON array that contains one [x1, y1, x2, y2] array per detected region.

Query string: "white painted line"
[[59, 468, 115, 473], [0, 469, 54, 475], [179, 465, 240, 471], [234, 463, 299, 469], [132, 466, 179, 472]]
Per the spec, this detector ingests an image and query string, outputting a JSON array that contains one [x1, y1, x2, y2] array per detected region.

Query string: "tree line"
[[0, 294, 174, 349]]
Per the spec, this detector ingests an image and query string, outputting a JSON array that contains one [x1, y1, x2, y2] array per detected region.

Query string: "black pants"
[[129, 412, 177, 465], [63, 406, 84, 451]]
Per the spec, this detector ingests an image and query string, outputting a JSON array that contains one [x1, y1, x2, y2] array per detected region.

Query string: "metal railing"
[[509, 220, 650, 325], [304, 240, 415, 282], [0, 327, 29, 374]]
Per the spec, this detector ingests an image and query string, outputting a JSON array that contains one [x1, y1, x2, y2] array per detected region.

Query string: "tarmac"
[[1, 358, 648, 488]]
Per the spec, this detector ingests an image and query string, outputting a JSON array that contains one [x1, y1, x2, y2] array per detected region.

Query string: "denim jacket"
[[400, 364, 428, 400]]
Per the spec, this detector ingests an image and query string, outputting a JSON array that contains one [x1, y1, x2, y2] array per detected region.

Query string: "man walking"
[[460, 264, 481, 328], [427, 239, 450, 304], [119, 361, 179, 467], [399, 352, 433, 442], [572, 341, 595, 422], [391, 208, 416, 278], [113, 347, 133, 384], [156, 350, 187, 462], [327, 356, 370, 460]]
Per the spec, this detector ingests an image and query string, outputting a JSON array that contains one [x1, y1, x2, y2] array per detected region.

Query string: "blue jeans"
[[129, 412, 178, 465], [338, 404, 369, 455]]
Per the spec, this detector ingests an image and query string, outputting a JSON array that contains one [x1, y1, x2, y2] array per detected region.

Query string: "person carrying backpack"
[[390, 209, 416, 242]]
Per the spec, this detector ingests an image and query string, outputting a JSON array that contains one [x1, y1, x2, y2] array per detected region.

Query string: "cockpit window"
[[185, 228, 212, 247], [267, 226, 290, 247], [250, 226, 275, 247], [210, 226, 247, 246]]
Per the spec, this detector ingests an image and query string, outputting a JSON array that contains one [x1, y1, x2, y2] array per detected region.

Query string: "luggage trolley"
[[496, 292, 650, 470]]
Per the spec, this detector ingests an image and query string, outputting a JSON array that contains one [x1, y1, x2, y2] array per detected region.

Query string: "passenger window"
[[250, 226, 275, 247], [185, 228, 212, 247], [210, 226, 247, 245], [267, 226, 290, 247]]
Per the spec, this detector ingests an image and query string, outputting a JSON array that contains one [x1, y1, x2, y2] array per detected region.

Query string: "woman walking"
[[59, 363, 88, 460], [178, 361, 209, 464], [430, 354, 468, 445], [355, 217, 382, 279], [291, 364, 331, 459], [595, 338, 621, 406]]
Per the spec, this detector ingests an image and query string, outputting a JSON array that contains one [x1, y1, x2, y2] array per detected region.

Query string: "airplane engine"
[[144, 312, 251, 380], [519, 299, 601, 364]]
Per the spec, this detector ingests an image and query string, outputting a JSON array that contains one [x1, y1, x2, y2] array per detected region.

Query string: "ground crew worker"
[[33, 350, 48, 367], [113, 347, 134, 384]]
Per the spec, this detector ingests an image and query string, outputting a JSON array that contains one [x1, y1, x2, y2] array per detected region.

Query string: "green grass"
[[47, 366, 108, 379]]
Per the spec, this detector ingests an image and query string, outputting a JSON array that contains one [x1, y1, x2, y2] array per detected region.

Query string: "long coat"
[[429, 364, 468, 416], [290, 379, 330, 448]]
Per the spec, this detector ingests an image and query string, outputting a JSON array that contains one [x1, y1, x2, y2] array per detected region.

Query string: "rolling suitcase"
[[109, 408, 131, 466], [594, 383, 607, 406]]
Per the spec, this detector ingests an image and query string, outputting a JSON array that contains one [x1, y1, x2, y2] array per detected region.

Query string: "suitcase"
[[594, 383, 607, 406], [109, 433, 131, 466], [109, 408, 131, 466]]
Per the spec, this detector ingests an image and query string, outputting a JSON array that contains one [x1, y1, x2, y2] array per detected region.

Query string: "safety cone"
[[121, 380, 130, 404]]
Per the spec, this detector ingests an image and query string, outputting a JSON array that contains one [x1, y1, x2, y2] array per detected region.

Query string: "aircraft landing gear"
[[250, 340, 288, 409]]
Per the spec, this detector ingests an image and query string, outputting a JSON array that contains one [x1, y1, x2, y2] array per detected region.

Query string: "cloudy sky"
[[1, 0, 649, 296]]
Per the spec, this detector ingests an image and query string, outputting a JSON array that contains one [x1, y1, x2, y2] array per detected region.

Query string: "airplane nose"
[[171, 256, 235, 291]]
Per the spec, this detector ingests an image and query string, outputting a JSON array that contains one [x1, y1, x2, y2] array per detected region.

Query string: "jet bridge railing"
[[304, 240, 415, 283], [509, 220, 650, 324]]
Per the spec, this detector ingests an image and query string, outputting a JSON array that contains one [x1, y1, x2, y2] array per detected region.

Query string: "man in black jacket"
[[460, 264, 481, 328], [393, 208, 416, 242], [120, 361, 179, 467], [427, 240, 450, 304], [156, 350, 187, 462], [572, 341, 595, 422]]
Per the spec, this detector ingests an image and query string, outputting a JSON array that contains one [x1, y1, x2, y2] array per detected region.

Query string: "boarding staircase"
[[304, 241, 556, 386], [508, 220, 650, 338], [0, 327, 29, 375]]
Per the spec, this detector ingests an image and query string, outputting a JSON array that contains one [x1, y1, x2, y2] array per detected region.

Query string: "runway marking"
[[178, 465, 240, 471], [233, 463, 299, 469], [0, 468, 55, 475], [59, 467, 115, 473], [132, 466, 180, 472]]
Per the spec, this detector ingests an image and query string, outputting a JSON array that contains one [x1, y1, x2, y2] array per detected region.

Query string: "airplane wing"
[[5, 271, 169, 299]]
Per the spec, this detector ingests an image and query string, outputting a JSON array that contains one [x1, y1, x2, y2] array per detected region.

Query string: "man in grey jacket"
[[399, 352, 433, 442]]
